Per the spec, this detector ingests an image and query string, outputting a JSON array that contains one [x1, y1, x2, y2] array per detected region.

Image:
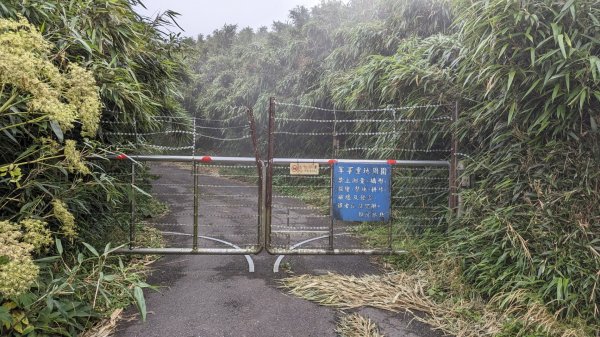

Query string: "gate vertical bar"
[[332, 108, 338, 158], [129, 161, 136, 250], [193, 161, 199, 250], [261, 166, 267, 251], [328, 164, 334, 251], [449, 101, 459, 214], [266, 97, 275, 251], [387, 165, 393, 250], [246, 107, 263, 250]]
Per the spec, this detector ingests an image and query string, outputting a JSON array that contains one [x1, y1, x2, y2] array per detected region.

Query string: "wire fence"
[[266, 100, 454, 251], [97, 99, 457, 254], [100, 106, 255, 157]]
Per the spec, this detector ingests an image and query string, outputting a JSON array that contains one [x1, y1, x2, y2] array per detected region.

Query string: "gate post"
[[449, 101, 459, 214], [129, 161, 136, 250], [265, 97, 276, 251], [246, 107, 264, 251], [193, 161, 199, 251]]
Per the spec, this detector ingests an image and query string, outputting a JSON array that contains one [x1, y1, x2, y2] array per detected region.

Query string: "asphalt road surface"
[[112, 162, 446, 337]]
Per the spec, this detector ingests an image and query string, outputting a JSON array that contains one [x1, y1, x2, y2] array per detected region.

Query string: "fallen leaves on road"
[[280, 272, 505, 337], [336, 313, 384, 337]]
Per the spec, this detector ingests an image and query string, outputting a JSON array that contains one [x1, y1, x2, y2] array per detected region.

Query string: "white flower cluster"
[[0, 219, 52, 297], [0, 16, 101, 136]]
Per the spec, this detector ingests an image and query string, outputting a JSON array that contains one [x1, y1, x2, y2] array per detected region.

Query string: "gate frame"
[[264, 96, 453, 255], [106, 154, 265, 255], [93, 99, 459, 256]]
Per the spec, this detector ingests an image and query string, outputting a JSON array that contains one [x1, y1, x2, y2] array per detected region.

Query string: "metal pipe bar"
[[265, 97, 276, 252], [246, 107, 264, 252], [449, 101, 459, 213], [328, 165, 334, 251], [129, 162, 136, 249], [273, 230, 329, 234], [98, 155, 449, 167], [193, 162, 199, 250], [260, 164, 267, 252], [103, 155, 257, 162], [266, 248, 407, 255], [388, 166, 394, 250], [116, 247, 261, 255], [272, 158, 450, 166]]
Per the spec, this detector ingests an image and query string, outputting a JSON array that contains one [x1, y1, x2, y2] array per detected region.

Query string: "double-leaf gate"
[[104, 98, 457, 256]]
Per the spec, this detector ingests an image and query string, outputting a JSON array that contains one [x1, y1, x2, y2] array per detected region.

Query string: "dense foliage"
[[186, 0, 599, 334], [0, 0, 186, 335], [1, 0, 598, 335]]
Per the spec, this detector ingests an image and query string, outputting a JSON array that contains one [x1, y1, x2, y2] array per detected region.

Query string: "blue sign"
[[332, 163, 391, 222]]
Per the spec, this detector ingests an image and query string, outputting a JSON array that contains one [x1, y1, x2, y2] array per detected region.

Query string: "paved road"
[[113, 163, 445, 337]]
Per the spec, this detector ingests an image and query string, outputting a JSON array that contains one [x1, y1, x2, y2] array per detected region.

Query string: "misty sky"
[[136, 0, 326, 38]]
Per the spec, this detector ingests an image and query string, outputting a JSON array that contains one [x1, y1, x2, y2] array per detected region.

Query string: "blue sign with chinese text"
[[332, 163, 391, 222]]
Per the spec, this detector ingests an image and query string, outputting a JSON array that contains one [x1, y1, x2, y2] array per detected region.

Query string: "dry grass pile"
[[281, 272, 505, 337], [336, 313, 384, 337], [281, 272, 593, 337], [80, 308, 122, 337]]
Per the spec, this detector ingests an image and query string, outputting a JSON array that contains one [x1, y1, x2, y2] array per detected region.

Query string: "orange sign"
[[290, 163, 320, 175]]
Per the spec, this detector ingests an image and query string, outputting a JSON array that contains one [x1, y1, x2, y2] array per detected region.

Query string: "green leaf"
[[508, 101, 517, 124], [82, 242, 99, 257], [103, 242, 112, 256], [551, 23, 560, 41], [0, 306, 11, 327], [133, 286, 147, 322], [34, 256, 61, 263], [557, 34, 567, 59], [579, 88, 587, 110], [49, 120, 63, 142], [55, 238, 63, 256], [103, 274, 116, 281], [507, 70, 516, 92], [552, 83, 561, 101], [132, 184, 152, 198]]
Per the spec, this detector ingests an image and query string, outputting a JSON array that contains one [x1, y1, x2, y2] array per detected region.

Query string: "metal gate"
[[103, 98, 457, 256]]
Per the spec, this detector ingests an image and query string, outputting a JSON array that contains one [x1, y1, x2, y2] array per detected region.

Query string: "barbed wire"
[[273, 175, 329, 179], [104, 130, 195, 136], [340, 147, 450, 153], [271, 226, 330, 230], [195, 125, 250, 130], [274, 130, 433, 136], [394, 176, 448, 181], [146, 110, 247, 123], [393, 215, 445, 221], [136, 222, 254, 228], [273, 166, 330, 171], [195, 134, 251, 141], [137, 144, 195, 151], [274, 101, 448, 112], [274, 185, 330, 188], [273, 206, 328, 211], [275, 116, 451, 123], [392, 191, 448, 199]]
